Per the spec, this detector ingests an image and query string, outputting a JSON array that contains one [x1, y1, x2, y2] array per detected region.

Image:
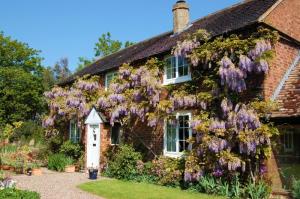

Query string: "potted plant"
[[64, 157, 75, 173], [26, 162, 42, 176], [88, 165, 98, 180]]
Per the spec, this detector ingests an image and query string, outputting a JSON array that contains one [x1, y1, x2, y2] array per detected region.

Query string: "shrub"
[[105, 145, 142, 180], [151, 156, 185, 186], [59, 141, 82, 160], [10, 121, 44, 144], [244, 180, 271, 199], [0, 188, 40, 199], [47, 154, 73, 172], [293, 180, 300, 199]]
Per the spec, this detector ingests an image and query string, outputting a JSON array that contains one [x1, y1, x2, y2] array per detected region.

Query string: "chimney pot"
[[172, 0, 190, 34]]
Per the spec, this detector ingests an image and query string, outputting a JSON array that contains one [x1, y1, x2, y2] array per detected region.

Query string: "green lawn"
[[78, 179, 225, 199]]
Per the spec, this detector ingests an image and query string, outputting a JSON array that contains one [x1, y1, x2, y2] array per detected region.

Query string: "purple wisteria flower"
[[248, 40, 272, 60], [109, 94, 125, 103], [42, 116, 55, 128], [97, 97, 110, 109], [174, 39, 200, 58], [221, 98, 233, 117], [76, 80, 99, 91], [219, 56, 246, 92], [207, 138, 227, 153]]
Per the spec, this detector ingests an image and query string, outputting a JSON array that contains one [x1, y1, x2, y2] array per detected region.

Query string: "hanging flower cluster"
[[97, 58, 162, 127], [43, 75, 101, 132]]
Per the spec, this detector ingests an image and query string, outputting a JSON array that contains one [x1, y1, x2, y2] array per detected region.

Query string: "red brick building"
[[61, 0, 300, 191]]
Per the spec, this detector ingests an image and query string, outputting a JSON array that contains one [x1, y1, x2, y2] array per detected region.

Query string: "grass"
[[79, 179, 225, 199]]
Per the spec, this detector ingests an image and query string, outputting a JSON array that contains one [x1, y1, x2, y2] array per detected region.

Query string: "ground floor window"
[[111, 124, 121, 145], [164, 112, 192, 157], [283, 130, 294, 152], [276, 126, 300, 190], [69, 120, 81, 143]]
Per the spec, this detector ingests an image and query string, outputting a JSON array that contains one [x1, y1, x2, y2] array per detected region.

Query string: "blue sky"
[[0, 0, 241, 71]]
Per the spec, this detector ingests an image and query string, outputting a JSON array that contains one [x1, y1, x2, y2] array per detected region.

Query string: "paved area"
[[13, 168, 103, 199]]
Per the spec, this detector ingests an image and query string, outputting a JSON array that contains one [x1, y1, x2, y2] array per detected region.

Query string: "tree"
[[0, 31, 46, 128], [76, 57, 93, 72], [75, 32, 135, 71], [53, 57, 71, 82], [0, 67, 44, 127], [42, 66, 55, 91], [94, 32, 123, 57], [0, 32, 43, 77]]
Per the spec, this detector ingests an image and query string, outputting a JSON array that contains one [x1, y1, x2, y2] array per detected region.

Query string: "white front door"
[[86, 124, 100, 168]]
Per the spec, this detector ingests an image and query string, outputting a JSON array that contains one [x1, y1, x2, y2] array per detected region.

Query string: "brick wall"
[[264, 0, 300, 42], [263, 39, 300, 100]]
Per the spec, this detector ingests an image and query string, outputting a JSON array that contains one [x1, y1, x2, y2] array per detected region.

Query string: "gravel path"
[[13, 168, 104, 199]]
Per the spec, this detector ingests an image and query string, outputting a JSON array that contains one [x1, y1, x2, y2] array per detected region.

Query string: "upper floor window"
[[69, 120, 81, 143], [164, 111, 192, 157], [105, 71, 118, 90], [163, 56, 191, 85]]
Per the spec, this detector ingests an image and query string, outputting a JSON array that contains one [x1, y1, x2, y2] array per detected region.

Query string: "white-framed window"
[[111, 124, 122, 145], [164, 111, 192, 157], [284, 130, 294, 152], [105, 71, 118, 90], [163, 56, 191, 85], [69, 120, 81, 143]]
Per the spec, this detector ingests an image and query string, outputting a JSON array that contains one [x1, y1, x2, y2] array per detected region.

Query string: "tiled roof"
[[272, 51, 300, 118], [60, 0, 278, 85]]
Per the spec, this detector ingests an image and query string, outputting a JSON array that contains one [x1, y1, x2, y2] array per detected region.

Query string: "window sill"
[[163, 151, 184, 158], [163, 75, 191, 85]]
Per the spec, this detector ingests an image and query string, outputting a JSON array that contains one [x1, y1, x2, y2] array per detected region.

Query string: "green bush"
[[151, 156, 185, 186], [59, 141, 82, 160], [105, 145, 142, 180], [47, 153, 73, 172], [0, 188, 40, 199], [293, 180, 300, 199]]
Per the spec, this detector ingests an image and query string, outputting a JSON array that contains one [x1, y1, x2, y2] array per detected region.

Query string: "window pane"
[[106, 72, 117, 88], [167, 123, 176, 152], [70, 121, 80, 143], [166, 57, 176, 79], [111, 125, 120, 145], [178, 115, 190, 152], [178, 56, 189, 77]]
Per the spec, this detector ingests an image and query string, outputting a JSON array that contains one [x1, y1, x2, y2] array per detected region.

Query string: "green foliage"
[[10, 120, 45, 144], [0, 32, 43, 76], [105, 145, 142, 180], [0, 67, 44, 126], [293, 180, 300, 199], [47, 153, 73, 172], [59, 140, 83, 160], [94, 32, 134, 58], [244, 181, 271, 199], [151, 156, 185, 186], [0, 122, 23, 142], [0, 188, 40, 199]]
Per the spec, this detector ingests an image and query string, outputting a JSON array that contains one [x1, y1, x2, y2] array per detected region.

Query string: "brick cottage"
[[60, 0, 300, 192]]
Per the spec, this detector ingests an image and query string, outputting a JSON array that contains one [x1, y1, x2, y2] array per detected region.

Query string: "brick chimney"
[[172, 0, 190, 34]]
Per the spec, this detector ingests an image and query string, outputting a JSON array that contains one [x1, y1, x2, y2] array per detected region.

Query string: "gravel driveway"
[[13, 168, 104, 199]]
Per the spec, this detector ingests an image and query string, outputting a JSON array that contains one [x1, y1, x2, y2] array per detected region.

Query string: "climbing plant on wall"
[[43, 27, 279, 182]]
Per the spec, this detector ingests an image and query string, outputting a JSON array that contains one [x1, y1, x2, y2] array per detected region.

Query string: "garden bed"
[[79, 179, 225, 199]]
